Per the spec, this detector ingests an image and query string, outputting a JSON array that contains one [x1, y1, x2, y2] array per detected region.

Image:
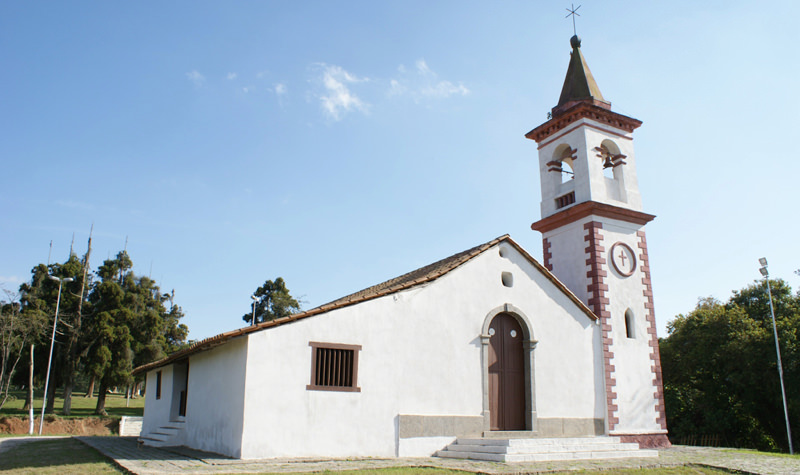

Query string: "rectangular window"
[[155, 371, 162, 399], [307, 342, 361, 392]]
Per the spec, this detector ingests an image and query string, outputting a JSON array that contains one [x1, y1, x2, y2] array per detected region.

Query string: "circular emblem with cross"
[[610, 242, 637, 277]]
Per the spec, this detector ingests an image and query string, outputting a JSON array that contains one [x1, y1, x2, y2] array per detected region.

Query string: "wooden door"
[[488, 313, 525, 430]]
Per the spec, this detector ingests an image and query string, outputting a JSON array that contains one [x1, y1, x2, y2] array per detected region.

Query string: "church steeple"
[[553, 35, 610, 117], [526, 35, 669, 447]]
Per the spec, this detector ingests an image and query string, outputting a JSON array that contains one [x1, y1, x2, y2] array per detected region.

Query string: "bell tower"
[[527, 36, 669, 447]]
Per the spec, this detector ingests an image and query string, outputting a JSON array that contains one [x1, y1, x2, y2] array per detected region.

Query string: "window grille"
[[307, 342, 361, 392], [555, 191, 576, 209]]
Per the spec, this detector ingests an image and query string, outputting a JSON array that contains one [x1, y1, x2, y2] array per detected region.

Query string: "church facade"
[[134, 35, 668, 459]]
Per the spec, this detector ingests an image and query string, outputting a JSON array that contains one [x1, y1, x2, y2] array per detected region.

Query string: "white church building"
[[134, 35, 670, 460]]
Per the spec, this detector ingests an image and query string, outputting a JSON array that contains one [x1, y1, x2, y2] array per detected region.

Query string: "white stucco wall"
[[142, 364, 175, 437], [235, 242, 602, 459], [599, 219, 662, 435], [183, 337, 249, 457], [543, 216, 595, 305]]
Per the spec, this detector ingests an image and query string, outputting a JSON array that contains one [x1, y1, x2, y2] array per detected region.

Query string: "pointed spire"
[[552, 35, 610, 116]]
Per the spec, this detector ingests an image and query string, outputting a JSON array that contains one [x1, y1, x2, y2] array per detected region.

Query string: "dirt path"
[[0, 416, 116, 435]]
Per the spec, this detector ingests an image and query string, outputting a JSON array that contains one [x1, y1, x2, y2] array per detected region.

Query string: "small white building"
[[134, 35, 669, 459]]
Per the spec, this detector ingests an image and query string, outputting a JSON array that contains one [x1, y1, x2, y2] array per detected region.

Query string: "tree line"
[[661, 278, 799, 452], [0, 235, 189, 415]]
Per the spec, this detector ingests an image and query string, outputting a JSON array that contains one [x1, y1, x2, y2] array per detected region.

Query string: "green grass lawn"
[[0, 438, 123, 474], [721, 448, 800, 459], [1, 389, 144, 418]]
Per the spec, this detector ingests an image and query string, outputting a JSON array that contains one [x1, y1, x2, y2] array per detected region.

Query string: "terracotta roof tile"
[[132, 234, 595, 376]]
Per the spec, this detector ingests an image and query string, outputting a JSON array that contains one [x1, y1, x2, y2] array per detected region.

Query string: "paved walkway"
[[64, 437, 800, 475]]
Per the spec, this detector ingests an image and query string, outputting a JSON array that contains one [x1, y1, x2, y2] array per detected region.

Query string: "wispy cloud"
[[389, 59, 469, 101], [227, 72, 238, 80], [55, 199, 95, 211], [186, 70, 206, 88], [312, 63, 370, 121], [274, 83, 287, 106], [0, 276, 24, 286]]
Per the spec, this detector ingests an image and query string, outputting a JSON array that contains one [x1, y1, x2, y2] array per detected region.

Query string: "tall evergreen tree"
[[84, 251, 188, 415], [242, 277, 301, 325]]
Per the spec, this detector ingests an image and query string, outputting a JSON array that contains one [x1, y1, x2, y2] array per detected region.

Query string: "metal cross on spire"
[[565, 4, 582, 36]]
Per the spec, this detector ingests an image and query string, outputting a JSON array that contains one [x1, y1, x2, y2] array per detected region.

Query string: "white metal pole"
[[39, 279, 63, 435], [38, 276, 72, 435], [764, 275, 794, 454], [28, 344, 34, 435]]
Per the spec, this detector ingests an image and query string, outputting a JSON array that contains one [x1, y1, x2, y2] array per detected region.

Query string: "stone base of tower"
[[617, 433, 671, 448]]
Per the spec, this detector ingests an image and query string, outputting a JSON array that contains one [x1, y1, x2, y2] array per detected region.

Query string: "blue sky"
[[2, 1, 798, 341]]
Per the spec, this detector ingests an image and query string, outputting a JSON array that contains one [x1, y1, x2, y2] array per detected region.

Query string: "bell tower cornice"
[[525, 102, 642, 144]]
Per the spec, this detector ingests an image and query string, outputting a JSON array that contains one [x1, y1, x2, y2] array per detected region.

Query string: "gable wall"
[[235, 242, 603, 459], [183, 337, 248, 457]]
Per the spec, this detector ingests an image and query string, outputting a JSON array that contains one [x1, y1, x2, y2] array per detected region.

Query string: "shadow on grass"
[[0, 438, 122, 474]]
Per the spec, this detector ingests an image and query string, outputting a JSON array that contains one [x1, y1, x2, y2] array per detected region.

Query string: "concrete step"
[[444, 442, 640, 454], [445, 443, 508, 454], [456, 436, 622, 447], [119, 416, 143, 437], [505, 449, 659, 462], [139, 420, 187, 448], [154, 427, 181, 435], [436, 436, 659, 463], [437, 450, 506, 462]]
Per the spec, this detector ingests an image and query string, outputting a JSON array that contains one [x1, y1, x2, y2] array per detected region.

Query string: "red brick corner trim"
[[618, 433, 672, 449], [584, 221, 618, 429], [542, 237, 553, 271], [637, 230, 668, 431]]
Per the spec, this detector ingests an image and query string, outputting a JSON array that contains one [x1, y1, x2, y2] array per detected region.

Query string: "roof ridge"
[[315, 234, 509, 309], [132, 234, 510, 376], [133, 234, 597, 376]]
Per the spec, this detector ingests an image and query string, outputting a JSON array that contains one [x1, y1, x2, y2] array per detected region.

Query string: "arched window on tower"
[[594, 140, 627, 202], [558, 146, 576, 184], [624, 308, 635, 339], [548, 145, 578, 209]]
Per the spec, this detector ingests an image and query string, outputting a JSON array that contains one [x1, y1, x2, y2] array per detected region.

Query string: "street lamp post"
[[758, 258, 794, 454], [251, 295, 258, 325], [38, 275, 73, 435]]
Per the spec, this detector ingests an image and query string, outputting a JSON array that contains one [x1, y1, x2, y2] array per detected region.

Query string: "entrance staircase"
[[138, 417, 186, 448], [437, 435, 658, 462]]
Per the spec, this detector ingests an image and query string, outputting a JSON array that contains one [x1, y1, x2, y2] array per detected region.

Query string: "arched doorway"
[[488, 313, 525, 431]]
